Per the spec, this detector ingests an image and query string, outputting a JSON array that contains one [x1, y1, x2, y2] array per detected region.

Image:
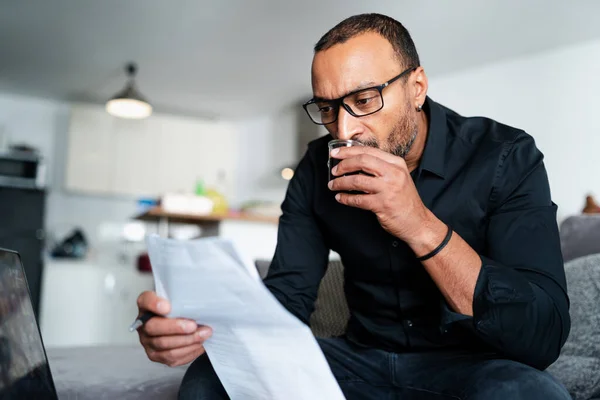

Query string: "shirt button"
[[406, 320, 413, 327], [392, 241, 399, 247]]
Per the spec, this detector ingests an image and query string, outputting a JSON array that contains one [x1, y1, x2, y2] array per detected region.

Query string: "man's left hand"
[[328, 145, 433, 244]]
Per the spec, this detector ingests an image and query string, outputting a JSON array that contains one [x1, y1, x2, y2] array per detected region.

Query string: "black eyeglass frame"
[[302, 66, 418, 125]]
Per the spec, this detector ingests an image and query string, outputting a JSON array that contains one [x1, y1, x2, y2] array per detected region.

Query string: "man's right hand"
[[136, 291, 213, 367]]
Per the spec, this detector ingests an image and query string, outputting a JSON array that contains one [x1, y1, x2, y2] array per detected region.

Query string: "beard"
[[358, 102, 418, 158]]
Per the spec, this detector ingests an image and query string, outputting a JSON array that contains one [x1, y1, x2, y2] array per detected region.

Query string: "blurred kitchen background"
[[1, 0, 599, 348]]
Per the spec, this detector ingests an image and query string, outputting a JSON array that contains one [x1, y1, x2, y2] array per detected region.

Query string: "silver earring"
[[416, 104, 422, 112]]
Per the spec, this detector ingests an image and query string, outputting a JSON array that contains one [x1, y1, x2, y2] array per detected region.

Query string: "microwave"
[[0, 151, 46, 189]]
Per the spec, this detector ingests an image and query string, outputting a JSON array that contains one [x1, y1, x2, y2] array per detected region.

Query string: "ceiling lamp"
[[106, 63, 152, 119], [281, 167, 295, 181]]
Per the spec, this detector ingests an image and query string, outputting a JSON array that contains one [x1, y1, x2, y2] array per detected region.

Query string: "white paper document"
[[146, 234, 345, 400]]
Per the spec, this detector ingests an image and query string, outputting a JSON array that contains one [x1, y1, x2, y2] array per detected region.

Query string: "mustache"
[[355, 129, 417, 159], [356, 138, 379, 148]]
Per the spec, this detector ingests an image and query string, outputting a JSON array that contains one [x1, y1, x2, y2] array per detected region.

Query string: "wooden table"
[[134, 206, 279, 237]]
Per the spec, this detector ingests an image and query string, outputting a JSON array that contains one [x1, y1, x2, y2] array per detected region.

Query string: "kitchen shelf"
[[134, 206, 279, 237]]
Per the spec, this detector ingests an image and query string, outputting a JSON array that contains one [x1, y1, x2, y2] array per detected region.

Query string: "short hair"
[[314, 13, 420, 70]]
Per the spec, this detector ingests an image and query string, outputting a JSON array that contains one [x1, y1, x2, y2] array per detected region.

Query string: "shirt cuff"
[[472, 255, 536, 331], [439, 255, 536, 329], [440, 299, 471, 326]]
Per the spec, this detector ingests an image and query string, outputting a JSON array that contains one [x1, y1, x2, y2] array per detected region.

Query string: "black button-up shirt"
[[264, 97, 570, 370]]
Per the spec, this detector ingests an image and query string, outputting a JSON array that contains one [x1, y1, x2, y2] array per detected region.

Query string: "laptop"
[[0, 248, 58, 400]]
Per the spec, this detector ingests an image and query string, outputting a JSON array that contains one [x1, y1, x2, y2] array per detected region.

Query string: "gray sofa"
[[547, 254, 600, 400], [47, 253, 600, 400], [548, 214, 600, 400], [47, 215, 600, 399]]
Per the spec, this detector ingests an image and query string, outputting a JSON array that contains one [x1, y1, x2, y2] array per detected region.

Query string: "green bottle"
[[195, 178, 205, 196]]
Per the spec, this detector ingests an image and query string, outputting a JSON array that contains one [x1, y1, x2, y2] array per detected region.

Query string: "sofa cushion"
[[256, 259, 349, 338], [547, 356, 600, 400], [561, 254, 600, 358], [559, 215, 600, 262], [47, 345, 185, 400], [547, 253, 600, 400], [309, 260, 349, 338]]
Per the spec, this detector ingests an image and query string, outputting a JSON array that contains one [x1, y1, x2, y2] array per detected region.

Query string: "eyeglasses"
[[302, 66, 417, 125]]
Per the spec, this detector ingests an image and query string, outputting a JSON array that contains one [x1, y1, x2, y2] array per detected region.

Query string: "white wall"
[[428, 38, 600, 221], [215, 107, 300, 263], [233, 107, 297, 206]]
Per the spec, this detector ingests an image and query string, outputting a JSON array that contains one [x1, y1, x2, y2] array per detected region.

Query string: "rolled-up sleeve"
[[449, 133, 570, 370], [263, 149, 330, 325]]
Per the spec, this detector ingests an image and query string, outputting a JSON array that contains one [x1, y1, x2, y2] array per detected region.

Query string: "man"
[[137, 13, 572, 400]]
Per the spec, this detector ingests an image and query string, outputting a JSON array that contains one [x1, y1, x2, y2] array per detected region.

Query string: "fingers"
[[136, 291, 213, 368], [141, 326, 213, 351], [331, 145, 407, 168], [137, 291, 171, 316], [141, 326, 213, 367], [328, 173, 382, 195], [146, 342, 206, 367], [143, 317, 207, 337], [334, 192, 374, 210], [331, 154, 389, 178]]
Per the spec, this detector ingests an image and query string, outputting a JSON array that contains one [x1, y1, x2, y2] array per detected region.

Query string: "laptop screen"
[[0, 249, 57, 400]]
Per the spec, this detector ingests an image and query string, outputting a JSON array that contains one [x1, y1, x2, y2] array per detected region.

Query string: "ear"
[[412, 66, 428, 109]]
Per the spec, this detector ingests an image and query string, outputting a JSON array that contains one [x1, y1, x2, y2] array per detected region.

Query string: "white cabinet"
[[111, 117, 157, 197], [65, 103, 237, 199], [65, 104, 115, 194], [39, 259, 155, 348], [152, 114, 236, 196]]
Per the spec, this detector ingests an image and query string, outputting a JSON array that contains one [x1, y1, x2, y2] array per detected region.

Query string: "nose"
[[329, 105, 362, 140]]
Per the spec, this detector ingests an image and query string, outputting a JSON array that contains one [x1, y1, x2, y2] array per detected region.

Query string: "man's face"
[[311, 32, 418, 157]]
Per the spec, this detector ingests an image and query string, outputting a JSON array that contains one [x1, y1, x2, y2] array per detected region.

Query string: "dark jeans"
[[178, 337, 571, 400]]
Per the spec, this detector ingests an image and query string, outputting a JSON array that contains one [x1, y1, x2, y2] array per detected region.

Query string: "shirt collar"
[[417, 96, 447, 179]]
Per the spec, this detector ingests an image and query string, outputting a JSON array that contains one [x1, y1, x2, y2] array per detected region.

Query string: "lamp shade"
[[106, 63, 152, 119]]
